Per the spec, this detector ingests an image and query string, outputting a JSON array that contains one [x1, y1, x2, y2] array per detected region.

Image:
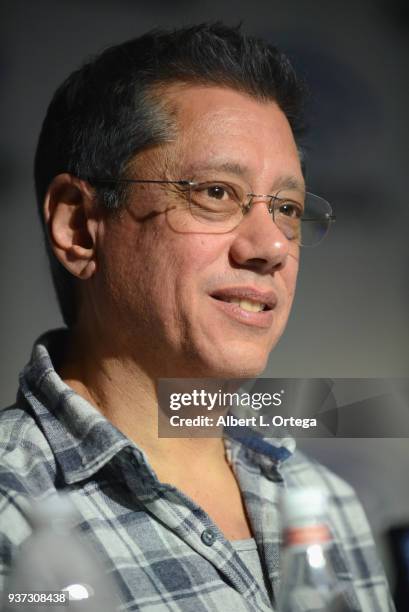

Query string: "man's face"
[[95, 85, 304, 377]]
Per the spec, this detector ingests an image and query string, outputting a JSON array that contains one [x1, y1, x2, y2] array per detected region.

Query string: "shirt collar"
[[19, 329, 137, 484], [224, 425, 295, 464], [19, 329, 295, 485]]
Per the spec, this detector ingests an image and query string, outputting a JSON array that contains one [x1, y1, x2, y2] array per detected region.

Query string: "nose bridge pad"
[[267, 196, 276, 220], [244, 195, 276, 221]]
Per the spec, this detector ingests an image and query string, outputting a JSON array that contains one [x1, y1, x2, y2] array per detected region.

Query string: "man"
[[0, 23, 394, 611]]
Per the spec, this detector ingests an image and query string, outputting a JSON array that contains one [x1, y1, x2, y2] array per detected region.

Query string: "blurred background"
[[1, 0, 408, 604]]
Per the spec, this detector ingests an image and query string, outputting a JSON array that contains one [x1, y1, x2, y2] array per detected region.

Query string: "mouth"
[[210, 287, 277, 328], [213, 296, 270, 312]]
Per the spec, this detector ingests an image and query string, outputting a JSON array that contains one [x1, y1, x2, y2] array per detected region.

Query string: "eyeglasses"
[[89, 178, 335, 247]]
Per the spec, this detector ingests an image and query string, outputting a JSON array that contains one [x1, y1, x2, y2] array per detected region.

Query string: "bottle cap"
[[281, 486, 328, 526]]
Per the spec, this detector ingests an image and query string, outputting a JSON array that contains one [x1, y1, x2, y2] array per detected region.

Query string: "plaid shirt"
[[0, 331, 395, 611]]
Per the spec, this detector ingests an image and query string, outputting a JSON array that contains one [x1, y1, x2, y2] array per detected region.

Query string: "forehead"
[[157, 84, 303, 186]]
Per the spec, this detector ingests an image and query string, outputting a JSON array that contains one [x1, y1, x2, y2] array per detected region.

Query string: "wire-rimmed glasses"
[[89, 177, 335, 247]]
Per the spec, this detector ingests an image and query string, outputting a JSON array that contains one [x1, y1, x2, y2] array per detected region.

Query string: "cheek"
[[99, 213, 230, 322], [159, 236, 220, 305], [96, 221, 156, 316], [165, 231, 226, 273], [132, 232, 214, 307]]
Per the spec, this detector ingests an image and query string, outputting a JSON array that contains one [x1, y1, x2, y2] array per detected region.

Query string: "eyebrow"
[[274, 175, 306, 194], [185, 161, 306, 194]]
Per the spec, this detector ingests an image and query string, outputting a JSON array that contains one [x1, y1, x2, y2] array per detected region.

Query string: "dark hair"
[[34, 22, 308, 327]]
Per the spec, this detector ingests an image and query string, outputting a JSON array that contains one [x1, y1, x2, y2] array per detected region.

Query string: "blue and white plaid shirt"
[[0, 331, 395, 611]]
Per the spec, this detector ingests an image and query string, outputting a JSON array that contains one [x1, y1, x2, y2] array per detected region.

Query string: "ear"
[[44, 174, 99, 280]]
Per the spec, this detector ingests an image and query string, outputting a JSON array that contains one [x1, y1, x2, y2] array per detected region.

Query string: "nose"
[[229, 200, 296, 273]]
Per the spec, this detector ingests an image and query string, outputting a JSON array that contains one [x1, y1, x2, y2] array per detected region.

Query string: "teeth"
[[228, 298, 265, 312]]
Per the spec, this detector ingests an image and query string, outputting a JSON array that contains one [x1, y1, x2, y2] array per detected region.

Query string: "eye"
[[278, 201, 303, 218], [205, 184, 231, 200], [190, 181, 241, 213]]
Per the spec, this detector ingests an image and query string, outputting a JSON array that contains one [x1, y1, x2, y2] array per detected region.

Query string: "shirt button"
[[201, 527, 216, 546]]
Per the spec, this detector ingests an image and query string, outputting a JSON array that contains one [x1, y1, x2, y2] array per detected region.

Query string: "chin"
[[199, 350, 269, 379]]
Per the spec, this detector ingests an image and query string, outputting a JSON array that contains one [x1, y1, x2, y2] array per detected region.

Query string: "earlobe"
[[44, 174, 98, 280]]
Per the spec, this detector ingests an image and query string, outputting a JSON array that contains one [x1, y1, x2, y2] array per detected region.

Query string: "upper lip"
[[210, 287, 278, 310]]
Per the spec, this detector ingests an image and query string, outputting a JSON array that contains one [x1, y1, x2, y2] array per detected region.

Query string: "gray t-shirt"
[[231, 538, 270, 602]]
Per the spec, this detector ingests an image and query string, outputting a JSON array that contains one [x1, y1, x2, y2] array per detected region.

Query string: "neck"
[[58, 328, 227, 475]]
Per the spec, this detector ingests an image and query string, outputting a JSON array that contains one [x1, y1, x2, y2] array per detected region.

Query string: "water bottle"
[[2, 495, 119, 611], [277, 487, 349, 612]]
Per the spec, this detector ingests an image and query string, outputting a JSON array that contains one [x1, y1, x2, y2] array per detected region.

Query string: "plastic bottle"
[[277, 487, 349, 612], [3, 495, 119, 611]]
